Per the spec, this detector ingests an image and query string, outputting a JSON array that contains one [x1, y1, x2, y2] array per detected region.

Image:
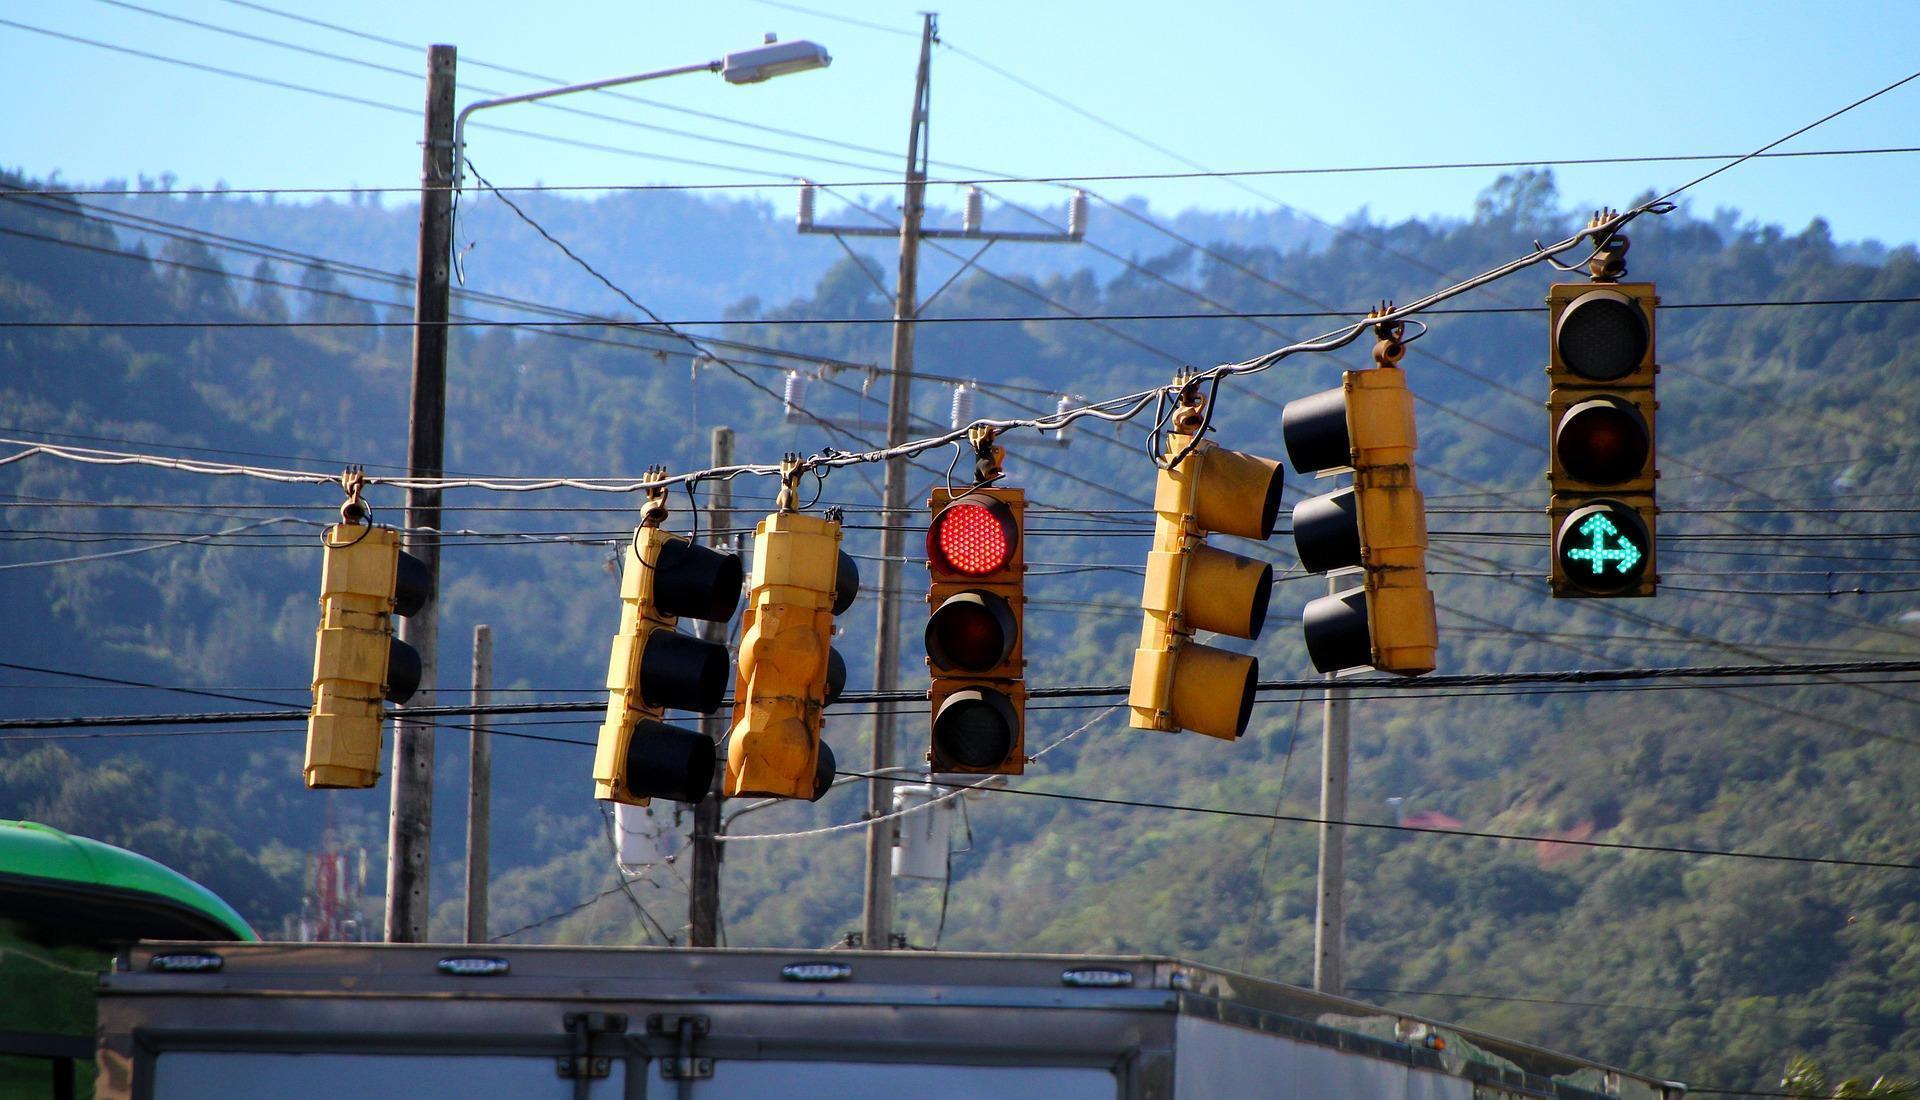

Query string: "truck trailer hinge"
[[648, 1013, 713, 1080], [557, 1011, 626, 1080]]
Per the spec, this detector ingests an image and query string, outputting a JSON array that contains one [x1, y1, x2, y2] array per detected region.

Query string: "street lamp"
[[451, 35, 831, 187]]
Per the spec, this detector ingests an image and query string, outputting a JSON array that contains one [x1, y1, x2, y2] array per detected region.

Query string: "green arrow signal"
[[1567, 512, 1643, 575]]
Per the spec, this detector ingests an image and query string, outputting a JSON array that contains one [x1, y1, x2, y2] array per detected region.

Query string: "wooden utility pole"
[[793, 13, 1081, 949], [464, 624, 491, 944], [690, 427, 733, 947], [387, 43, 456, 944], [1313, 577, 1350, 995], [855, 12, 935, 953]]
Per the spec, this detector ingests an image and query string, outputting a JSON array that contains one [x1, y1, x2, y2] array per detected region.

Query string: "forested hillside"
[[4, 167, 1920, 1096]]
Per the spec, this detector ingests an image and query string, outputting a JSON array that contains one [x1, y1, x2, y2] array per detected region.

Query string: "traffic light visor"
[[1557, 397, 1650, 485], [639, 629, 730, 713], [1169, 643, 1257, 740], [928, 495, 1019, 576], [927, 590, 1019, 671], [652, 538, 744, 623], [1555, 290, 1649, 381], [1192, 446, 1286, 541], [393, 548, 432, 618], [931, 688, 1018, 769], [624, 718, 716, 803]]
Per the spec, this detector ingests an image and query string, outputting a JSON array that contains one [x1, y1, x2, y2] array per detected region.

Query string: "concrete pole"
[[463, 624, 491, 944], [860, 12, 934, 953], [387, 43, 456, 944], [690, 427, 733, 947]]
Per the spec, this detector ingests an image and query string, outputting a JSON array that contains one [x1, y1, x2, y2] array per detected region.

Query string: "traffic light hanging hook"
[[1371, 303, 1406, 369], [775, 453, 807, 514], [337, 466, 372, 528], [638, 464, 671, 529], [968, 425, 1005, 483]]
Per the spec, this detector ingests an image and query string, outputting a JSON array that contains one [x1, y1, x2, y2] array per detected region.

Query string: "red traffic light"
[[1556, 397, 1650, 485], [928, 495, 1019, 576], [927, 591, 1018, 672]]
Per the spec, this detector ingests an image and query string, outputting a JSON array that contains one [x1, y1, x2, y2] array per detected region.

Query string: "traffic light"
[[1282, 321, 1437, 675], [1548, 278, 1658, 597], [725, 475, 859, 801], [925, 484, 1026, 773], [593, 500, 744, 806], [305, 520, 431, 789], [1128, 386, 1285, 740]]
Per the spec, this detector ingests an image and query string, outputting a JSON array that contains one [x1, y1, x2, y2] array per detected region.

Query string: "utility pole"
[[464, 624, 491, 944], [387, 43, 456, 944], [796, 13, 1081, 952], [690, 427, 733, 947], [1313, 577, 1349, 995], [854, 11, 935, 954]]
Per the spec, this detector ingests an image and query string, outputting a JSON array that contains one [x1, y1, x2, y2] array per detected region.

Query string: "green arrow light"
[[1567, 512, 1643, 575]]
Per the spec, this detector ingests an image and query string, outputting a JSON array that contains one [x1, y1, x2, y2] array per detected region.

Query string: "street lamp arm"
[[448, 39, 828, 190], [452, 59, 721, 186]]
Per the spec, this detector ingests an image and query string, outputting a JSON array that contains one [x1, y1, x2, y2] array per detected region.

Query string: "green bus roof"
[[0, 820, 256, 943]]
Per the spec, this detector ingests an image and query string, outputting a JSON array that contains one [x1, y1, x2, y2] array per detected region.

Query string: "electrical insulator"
[[963, 186, 984, 234], [1053, 393, 1074, 447], [950, 383, 975, 430], [796, 181, 816, 231], [1067, 190, 1088, 239], [783, 370, 809, 423]]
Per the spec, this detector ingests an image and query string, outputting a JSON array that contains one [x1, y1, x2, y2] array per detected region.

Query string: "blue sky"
[[4, 0, 1918, 245]]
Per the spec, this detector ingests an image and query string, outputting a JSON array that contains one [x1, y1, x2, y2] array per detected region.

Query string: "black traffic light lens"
[[926, 591, 1018, 672], [652, 538, 744, 622], [931, 689, 1017, 769], [928, 495, 1019, 576], [624, 718, 715, 804], [1555, 501, 1652, 595], [1556, 293, 1648, 381], [1557, 398, 1650, 485], [639, 629, 730, 713]]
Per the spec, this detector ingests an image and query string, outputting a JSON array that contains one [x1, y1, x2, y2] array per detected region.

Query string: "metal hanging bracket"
[[775, 453, 806, 514], [338, 467, 370, 526], [1371, 302, 1406, 369], [1171, 372, 1207, 435], [1586, 208, 1630, 282], [967, 425, 1004, 482], [639, 465, 671, 529]]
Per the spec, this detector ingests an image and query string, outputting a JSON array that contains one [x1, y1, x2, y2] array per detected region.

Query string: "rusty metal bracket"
[[648, 1013, 713, 1080], [556, 1011, 626, 1081]]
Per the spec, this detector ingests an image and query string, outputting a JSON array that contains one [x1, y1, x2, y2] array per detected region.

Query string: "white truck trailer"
[[94, 942, 1684, 1099]]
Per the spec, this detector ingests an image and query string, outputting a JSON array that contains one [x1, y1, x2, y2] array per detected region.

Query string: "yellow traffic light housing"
[[726, 460, 860, 801], [1548, 274, 1658, 597], [305, 519, 431, 789], [1283, 321, 1438, 675], [595, 475, 744, 806], [926, 456, 1027, 773], [1128, 385, 1284, 740]]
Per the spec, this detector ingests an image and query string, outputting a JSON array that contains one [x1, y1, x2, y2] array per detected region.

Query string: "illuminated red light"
[[931, 499, 1015, 575]]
